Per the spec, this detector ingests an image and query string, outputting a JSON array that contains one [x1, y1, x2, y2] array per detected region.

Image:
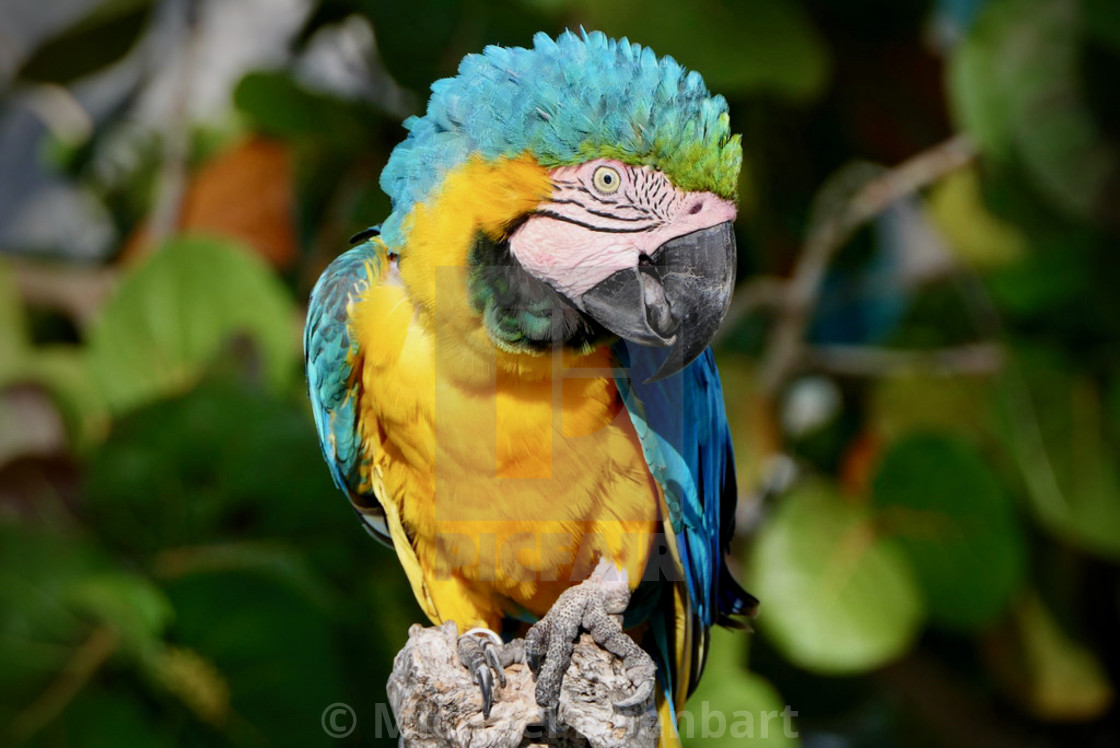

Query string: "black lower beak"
[[579, 222, 736, 380]]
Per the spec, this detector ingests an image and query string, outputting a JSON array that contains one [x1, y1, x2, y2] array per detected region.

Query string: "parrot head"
[[379, 30, 741, 379]]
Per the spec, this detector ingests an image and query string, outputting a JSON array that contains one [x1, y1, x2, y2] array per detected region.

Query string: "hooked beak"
[[579, 222, 736, 380]]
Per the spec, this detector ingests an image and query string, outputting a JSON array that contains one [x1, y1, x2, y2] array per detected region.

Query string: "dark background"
[[1, 0, 1119, 745]]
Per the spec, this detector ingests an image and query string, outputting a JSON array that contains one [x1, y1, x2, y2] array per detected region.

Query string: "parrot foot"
[[525, 560, 656, 731], [457, 627, 523, 719]]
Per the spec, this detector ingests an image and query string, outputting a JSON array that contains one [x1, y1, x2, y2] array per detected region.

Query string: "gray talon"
[[475, 665, 493, 719], [524, 564, 656, 717], [526, 625, 546, 674], [484, 642, 506, 688], [614, 676, 654, 709]]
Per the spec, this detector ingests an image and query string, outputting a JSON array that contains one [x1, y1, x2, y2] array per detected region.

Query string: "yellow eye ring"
[[592, 165, 622, 194]]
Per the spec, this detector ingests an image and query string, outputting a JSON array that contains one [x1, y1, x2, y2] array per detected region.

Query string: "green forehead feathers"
[[379, 29, 742, 248]]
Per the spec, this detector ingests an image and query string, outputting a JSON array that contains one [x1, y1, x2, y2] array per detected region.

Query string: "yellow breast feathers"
[[349, 155, 662, 629]]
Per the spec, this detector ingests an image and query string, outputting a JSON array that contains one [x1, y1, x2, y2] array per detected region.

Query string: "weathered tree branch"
[[388, 621, 658, 747], [801, 342, 1004, 377], [760, 134, 978, 393], [719, 134, 980, 392]]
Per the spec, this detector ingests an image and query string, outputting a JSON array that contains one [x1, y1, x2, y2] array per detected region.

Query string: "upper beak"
[[579, 221, 736, 380]]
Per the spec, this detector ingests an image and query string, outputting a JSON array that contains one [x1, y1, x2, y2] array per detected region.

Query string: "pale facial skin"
[[507, 158, 737, 304]]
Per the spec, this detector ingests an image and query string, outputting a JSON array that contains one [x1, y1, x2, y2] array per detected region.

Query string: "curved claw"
[[474, 664, 494, 719], [484, 642, 506, 688], [613, 677, 653, 709], [525, 625, 546, 675], [457, 627, 510, 720]]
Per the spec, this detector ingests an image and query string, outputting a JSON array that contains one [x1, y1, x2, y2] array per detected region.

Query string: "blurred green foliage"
[[1, 0, 1119, 745]]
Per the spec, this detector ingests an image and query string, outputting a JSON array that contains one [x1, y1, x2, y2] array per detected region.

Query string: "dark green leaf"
[[949, 0, 1119, 220], [0, 526, 169, 717], [360, 0, 465, 91], [872, 433, 1026, 629], [1085, 0, 1120, 52], [86, 378, 341, 554], [58, 690, 176, 748], [577, 0, 830, 99], [17, 0, 154, 85], [161, 569, 346, 746], [233, 72, 378, 146], [995, 351, 1120, 558]]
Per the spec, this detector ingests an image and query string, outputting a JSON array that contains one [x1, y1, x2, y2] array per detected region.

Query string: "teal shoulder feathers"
[[304, 234, 391, 543]]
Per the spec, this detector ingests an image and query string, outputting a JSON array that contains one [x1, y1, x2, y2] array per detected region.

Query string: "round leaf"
[[746, 481, 924, 674], [683, 627, 799, 746], [87, 236, 298, 414], [86, 379, 342, 555]]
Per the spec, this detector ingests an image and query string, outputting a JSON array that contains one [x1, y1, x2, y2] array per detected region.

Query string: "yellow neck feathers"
[[394, 153, 609, 383], [398, 154, 551, 314]]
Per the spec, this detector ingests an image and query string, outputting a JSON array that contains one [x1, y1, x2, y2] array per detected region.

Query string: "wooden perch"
[[388, 621, 659, 748]]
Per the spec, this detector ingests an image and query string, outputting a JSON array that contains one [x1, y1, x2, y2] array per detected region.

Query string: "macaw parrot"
[[305, 29, 756, 742]]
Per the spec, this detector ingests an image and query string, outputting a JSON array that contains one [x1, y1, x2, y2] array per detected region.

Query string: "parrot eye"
[[591, 166, 621, 194]]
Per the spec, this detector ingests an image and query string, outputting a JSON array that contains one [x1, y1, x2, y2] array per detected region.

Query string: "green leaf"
[[995, 352, 1120, 558], [153, 541, 338, 612], [987, 592, 1114, 721], [359, 0, 466, 92], [683, 628, 799, 746], [0, 525, 169, 730], [924, 168, 1027, 270], [86, 235, 298, 414], [57, 690, 176, 748], [29, 346, 110, 449], [160, 569, 347, 745], [871, 433, 1026, 629], [985, 236, 1091, 317], [0, 263, 108, 448], [0, 528, 104, 704], [16, 0, 154, 85], [85, 378, 342, 555], [233, 71, 379, 146], [1086, 0, 1120, 51], [576, 0, 830, 100], [949, 0, 1118, 220], [871, 372, 995, 443], [64, 573, 172, 659], [746, 481, 924, 674]]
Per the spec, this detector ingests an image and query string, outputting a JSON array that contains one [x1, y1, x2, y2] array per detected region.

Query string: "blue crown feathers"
[[378, 30, 742, 249]]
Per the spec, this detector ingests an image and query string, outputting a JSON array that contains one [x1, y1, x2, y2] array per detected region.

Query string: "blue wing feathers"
[[615, 342, 756, 697], [615, 343, 748, 626]]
